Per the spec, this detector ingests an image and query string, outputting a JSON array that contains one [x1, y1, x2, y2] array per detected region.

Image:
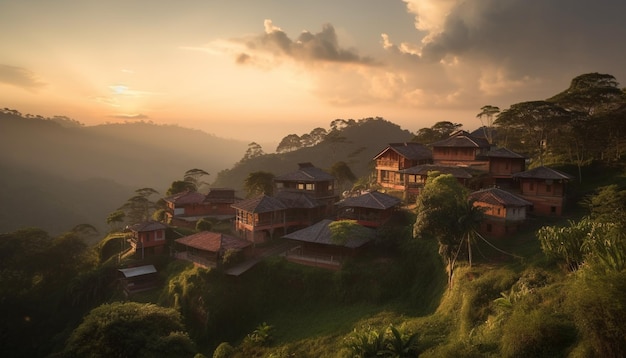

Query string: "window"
[[276, 182, 283, 189], [546, 184, 552, 192], [155, 230, 164, 241], [306, 183, 314, 191], [529, 182, 534, 191], [551, 206, 557, 214], [298, 183, 305, 190]]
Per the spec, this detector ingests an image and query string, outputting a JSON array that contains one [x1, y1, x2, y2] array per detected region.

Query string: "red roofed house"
[[174, 231, 251, 269], [164, 188, 237, 228], [430, 130, 491, 170], [512, 166, 575, 216], [126, 221, 168, 258], [373, 142, 433, 193], [469, 187, 532, 237], [336, 190, 402, 228]]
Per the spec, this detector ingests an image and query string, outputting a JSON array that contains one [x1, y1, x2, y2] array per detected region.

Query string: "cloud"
[[375, 0, 626, 111], [235, 19, 376, 66], [0, 64, 46, 91]]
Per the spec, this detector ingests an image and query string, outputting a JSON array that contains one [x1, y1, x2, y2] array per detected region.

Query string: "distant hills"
[[0, 111, 415, 234], [212, 118, 414, 192], [0, 110, 248, 234]]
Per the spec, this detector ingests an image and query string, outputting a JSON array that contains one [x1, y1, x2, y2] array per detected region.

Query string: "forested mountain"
[[0, 110, 248, 234], [212, 117, 414, 193]]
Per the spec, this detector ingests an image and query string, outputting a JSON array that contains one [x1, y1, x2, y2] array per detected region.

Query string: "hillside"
[[0, 110, 249, 233], [212, 118, 414, 193], [0, 112, 249, 189]]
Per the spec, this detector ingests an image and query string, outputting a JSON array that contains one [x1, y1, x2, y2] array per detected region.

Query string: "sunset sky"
[[2, 0, 626, 142]]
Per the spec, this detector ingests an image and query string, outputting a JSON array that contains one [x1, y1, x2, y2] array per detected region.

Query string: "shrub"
[[500, 308, 575, 357], [212, 342, 234, 358]]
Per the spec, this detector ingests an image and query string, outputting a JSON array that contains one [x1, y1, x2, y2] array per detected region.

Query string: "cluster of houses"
[[123, 129, 574, 276]]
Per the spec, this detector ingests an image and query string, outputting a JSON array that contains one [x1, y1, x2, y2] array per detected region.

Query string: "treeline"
[[413, 73, 626, 180]]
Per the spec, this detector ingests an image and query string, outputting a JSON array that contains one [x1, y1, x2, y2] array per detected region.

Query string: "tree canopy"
[[63, 302, 196, 358]]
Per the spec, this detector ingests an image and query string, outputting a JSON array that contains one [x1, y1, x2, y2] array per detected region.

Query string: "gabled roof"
[[204, 188, 236, 203], [282, 219, 374, 248], [274, 162, 335, 182], [231, 195, 287, 213], [399, 164, 473, 179], [128, 221, 168, 232], [175, 231, 250, 253], [372, 142, 432, 161], [164, 191, 206, 205], [274, 190, 323, 209], [337, 191, 401, 210], [469, 187, 532, 207], [512, 166, 574, 180], [484, 147, 526, 159], [430, 130, 491, 148]]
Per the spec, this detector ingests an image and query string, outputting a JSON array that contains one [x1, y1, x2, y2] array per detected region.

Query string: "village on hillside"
[[120, 129, 574, 294]]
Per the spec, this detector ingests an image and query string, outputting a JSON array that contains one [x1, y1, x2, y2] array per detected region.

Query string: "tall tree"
[[244, 171, 275, 197], [330, 161, 357, 192], [241, 142, 265, 162], [412, 121, 462, 144], [119, 188, 159, 223], [549, 72, 624, 115], [494, 101, 575, 163], [476, 105, 500, 144], [276, 134, 302, 153], [184, 168, 209, 191], [413, 173, 483, 287]]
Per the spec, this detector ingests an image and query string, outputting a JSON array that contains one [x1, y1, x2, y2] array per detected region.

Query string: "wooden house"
[[231, 190, 326, 243], [336, 190, 401, 228], [469, 187, 532, 237], [373, 142, 432, 192], [430, 130, 491, 170], [282, 219, 374, 270], [273, 162, 338, 216], [481, 148, 526, 188], [174, 231, 251, 269], [164, 188, 237, 228], [512, 166, 574, 216], [399, 164, 474, 201], [126, 221, 168, 258]]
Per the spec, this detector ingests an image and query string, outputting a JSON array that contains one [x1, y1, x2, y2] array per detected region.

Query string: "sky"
[[2, 0, 626, 142]]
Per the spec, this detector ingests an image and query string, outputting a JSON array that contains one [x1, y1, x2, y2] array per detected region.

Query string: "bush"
[[212, 342, 234, 358], [566, 269, 626, 357], [500, 308, 575, 357]]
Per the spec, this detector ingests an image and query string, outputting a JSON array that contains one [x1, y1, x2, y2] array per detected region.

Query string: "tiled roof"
[[274, 190, 322, 209], [231, 195, 287, 213], [512, 166, 575, 180], [373, 142, 432, 161], [430, 130, 491, 148], [485, 147, 526, 159], [204, 188, 236, 203], [282, 219, 374, 248], [128, 221, 168, 232], [274, 162, 335, 182], [469, 187, 532, 207], [176, 231, 250, 252], [164, 191, 206, 205], [337, 191, 401, 210], [399, 164, 473, 179], [118, 265, 157, 278]]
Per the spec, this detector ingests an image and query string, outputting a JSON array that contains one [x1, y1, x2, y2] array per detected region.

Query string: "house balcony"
[[376, 160, 400, 170]]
